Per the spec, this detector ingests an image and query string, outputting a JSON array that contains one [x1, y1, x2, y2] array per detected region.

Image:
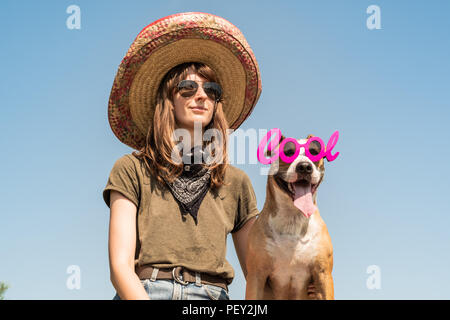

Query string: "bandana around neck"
[[164, 146, 211, 224]]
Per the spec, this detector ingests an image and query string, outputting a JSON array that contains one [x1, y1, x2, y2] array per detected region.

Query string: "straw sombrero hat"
[[107, 12, 262, 150]]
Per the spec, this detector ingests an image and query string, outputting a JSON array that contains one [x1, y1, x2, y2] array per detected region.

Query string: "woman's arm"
[[108, 190, 149, 300], [232, 216, 257, 279]]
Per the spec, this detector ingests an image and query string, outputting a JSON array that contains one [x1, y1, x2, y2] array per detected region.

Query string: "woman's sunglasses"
[[176, 80, 222, 102]]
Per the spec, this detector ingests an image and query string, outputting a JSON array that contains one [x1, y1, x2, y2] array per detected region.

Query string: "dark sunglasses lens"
[[308, 140, 321, 156], [177, 80, 222, 101], [283, 142, 296, 157], [203, 82, 222, 101], [178, 80, 198, 97]]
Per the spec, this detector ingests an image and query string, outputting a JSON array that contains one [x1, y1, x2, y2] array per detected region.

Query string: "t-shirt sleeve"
[[102, 155, 140, 209], [231, 171, 259, 233]]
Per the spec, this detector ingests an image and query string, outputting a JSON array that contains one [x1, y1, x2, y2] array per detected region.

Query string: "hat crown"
[[125, 12, 251, 60]]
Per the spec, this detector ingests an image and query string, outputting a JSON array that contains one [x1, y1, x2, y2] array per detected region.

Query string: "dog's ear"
[[265, 135, 285, 157]]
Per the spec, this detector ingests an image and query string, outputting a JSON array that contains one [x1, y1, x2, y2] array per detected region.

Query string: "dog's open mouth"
[[288, 180, 318, 196], [288, 179, 317, 218]]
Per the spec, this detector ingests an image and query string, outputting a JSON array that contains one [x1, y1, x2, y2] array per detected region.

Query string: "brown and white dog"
[[246, 134, 334, 300]]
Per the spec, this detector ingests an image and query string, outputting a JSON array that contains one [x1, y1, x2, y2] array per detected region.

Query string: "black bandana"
[[164, 146, 211, 224]]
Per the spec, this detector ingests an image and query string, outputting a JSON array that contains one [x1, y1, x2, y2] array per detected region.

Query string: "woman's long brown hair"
[[132, 62, 229, 190]]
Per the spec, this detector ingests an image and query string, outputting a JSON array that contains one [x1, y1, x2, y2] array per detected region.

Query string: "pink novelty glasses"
[[257, 128, 340, 164]]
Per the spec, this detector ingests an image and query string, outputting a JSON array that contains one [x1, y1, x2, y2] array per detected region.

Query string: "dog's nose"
[[296, 162, 313, 174]]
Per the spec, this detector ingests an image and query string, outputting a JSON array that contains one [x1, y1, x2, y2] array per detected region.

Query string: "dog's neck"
[[263, 175, 313, 237]]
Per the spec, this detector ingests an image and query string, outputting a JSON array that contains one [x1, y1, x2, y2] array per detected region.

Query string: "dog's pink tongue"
[[293, 183, 316, 218]]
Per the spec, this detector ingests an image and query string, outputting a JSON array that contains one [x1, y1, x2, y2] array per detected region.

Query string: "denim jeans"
[[113, 279, 230, 300]]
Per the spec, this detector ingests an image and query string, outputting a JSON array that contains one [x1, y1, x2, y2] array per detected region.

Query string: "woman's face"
[[172, 68, 215, 133]]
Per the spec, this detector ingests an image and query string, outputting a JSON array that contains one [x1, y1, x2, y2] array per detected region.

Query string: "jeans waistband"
[[135, 265, 228, 291]]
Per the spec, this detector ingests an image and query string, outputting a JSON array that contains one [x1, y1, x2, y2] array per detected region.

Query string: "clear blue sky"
[[1, 0, 449, 299]]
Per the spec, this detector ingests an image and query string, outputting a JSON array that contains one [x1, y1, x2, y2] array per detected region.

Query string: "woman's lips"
[[190, 106, 207, 112]]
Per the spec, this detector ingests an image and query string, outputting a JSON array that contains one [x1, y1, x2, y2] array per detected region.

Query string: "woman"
[[102, 13, 262, 300]]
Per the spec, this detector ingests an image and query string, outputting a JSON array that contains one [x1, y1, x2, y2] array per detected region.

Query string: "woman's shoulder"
[[109, 152, 155, 186], [224, 164, 252, 186], [110, 153, 139, 169], [109, 153, 148, 176]]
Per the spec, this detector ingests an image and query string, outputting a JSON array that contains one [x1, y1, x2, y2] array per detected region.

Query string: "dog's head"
[[267, 134, 325, 218]]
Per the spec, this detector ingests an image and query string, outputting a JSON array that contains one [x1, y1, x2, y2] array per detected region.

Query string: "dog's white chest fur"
[[265, 213, 323, 287]]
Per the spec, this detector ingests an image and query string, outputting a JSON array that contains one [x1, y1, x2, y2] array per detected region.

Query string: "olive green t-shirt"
[[102, 153, 259, 284]]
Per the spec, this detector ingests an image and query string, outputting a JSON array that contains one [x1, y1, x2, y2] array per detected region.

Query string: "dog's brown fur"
[[245, 135, 334, 300]]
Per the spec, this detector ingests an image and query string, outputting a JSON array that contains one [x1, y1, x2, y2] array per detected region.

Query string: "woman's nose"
[[194, 85, 208, 100]]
